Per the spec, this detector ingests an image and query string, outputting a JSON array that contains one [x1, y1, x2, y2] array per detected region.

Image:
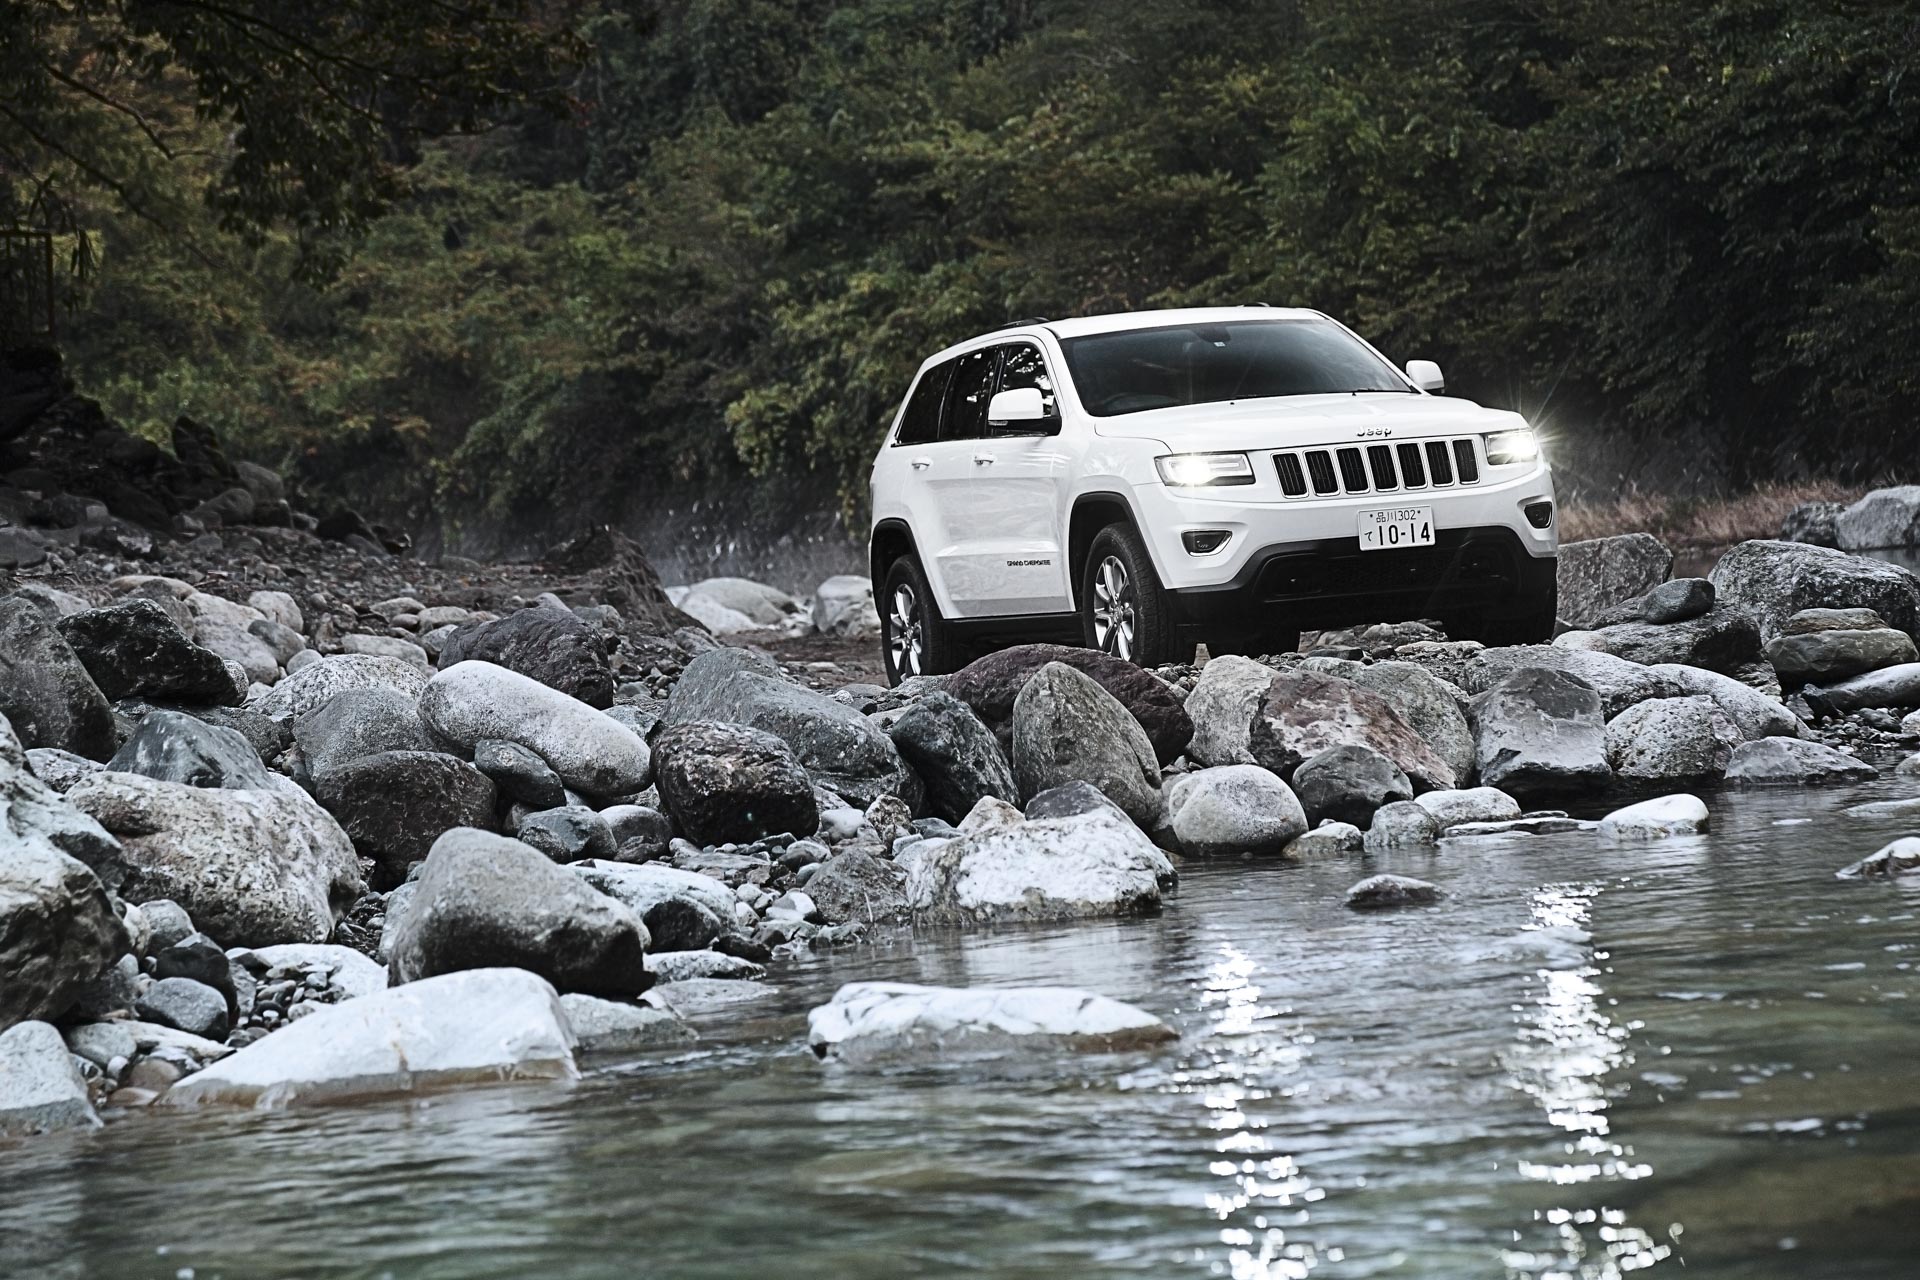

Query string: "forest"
[[5, 0, 1917, 555]]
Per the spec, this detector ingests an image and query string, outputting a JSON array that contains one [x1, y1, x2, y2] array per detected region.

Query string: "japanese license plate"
[[1358, 506, 1435, 550]]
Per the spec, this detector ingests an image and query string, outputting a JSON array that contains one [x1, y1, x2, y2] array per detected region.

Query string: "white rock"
[[686, 578, 801, 627], [1647, 663, 1805, 741], [816, 806, 868, 842], [1183, 655, 1274, 767], [339, 633, 430, 667], [252, 655, 429, 724], [1836, 836, 1920, 879], [905, 808, 1174, 924], [813, 575, 881, 638], [420, 661, 650, 795], [0, 1021, 98, 1135], [186, 591, 265, 629], [644, 978, 779, 1015], [958, 795, 1025, 834], [247, 591, 304, 633], [1414, 786, 1522, 829], [569, 860, 738, 927], [1166, 764, 1306, 855], [64, 1021, 138, 1070], [1283, 821, 1364, 856], [243, 944, 389, 1000], [1598, 794, 1710, 840], [807, 981, 1176, 1066], [676, 591, 760, 635], [558, 993, 695, 1052], [163, 968, 577, 1108]]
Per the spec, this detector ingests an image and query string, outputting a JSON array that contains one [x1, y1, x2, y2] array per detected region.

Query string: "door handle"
[[972, 453, 996, 465], [909, 458, 931, 470]]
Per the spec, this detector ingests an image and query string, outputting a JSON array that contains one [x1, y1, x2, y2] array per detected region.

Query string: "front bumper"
[[1168, 525, 1555, 632]]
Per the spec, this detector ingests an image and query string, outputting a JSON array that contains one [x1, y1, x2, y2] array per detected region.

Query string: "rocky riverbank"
[[8, 392, 1920, 1134]]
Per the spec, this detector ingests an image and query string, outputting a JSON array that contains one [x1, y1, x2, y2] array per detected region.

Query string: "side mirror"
[[987, 386, 1051, 429], [1405, 360, 1445, 394]]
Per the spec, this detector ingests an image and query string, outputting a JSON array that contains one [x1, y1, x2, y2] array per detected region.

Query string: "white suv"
[[868, 306, 1557, 682]]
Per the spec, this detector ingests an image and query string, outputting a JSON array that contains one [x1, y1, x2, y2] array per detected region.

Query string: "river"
[[2, 777, 1916, 1279]]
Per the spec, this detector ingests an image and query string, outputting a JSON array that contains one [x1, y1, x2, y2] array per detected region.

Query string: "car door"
[[937, 341, 1073, 617]]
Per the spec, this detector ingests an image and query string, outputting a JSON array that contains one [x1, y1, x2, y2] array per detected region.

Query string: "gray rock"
[[317, 751, 499, 888], [1345, 660, 1476, 784], [1344, 874, 1443, 909], [570, 860, 738, 947], [140, 899, 196, 952], [135, 976, 230, 1041], [807, 981, 1176, 1066], [64, 1021, 139, 1071], [1779, 501, 1844, 548], [803, 849, 909, 924], [1556, 533, 1674, 628], [163, 968, 578, 1107], [247, 618, 307, 667], [473, 738, 566, 810], [0, 824, 128, 1027], [1646, 664, 1806, 741], [814, 575, 881, 637], [1594, 577, 1715, 626], [254, 655, 430, 725], [1766, 627, 1918, 686], [1446, 645, 1683, 720], [191, 617, 281, 686], [0, 1021, 99, 1135], [24, 747, 103, 792], [107, 709, 271, 790], [1, 711, 124, 888], [1835, 486, 1920, 550], [1598, 794, 1709, 840], [1710, 540, 1920, 643], [1835, 836, 1920, 880], [686, 577, 802, 627], [386, 828, 651, 996], [338, 634, 430, 667], [886, 691, 1018, 825], [663, 649, 916, 807], [652, 720, 819, 846], [55, 598, 242, 707], [437, 600, 615, 709], [240, 944, 388, 1000], [1558, 604, 1763, 675], [0, 597, 117, 759], [1183, 654, 1275, 767], [1248, 668, 1456, 790], [1723, 736, 1878, 785], [1010, 662, 1164, 829], [1284, 821, 1364, 855], [558, 993, 695, 1052], [1166, 764, 1307, 855], [600, 804, 672, 862], [1291, 744, 1412, 828], [1023, 779, 1129, 823], [247, 590, 303, 633], [1805, 662, 1920, 712], [152, 931, 239, 1016], [421, 661, 650, 796], [68, 772, 365, 947], [645, 978, 779, 1016], [946, 643, 1193, 766], [1362, 800, 1441, 850], [1469, 667, 1612, 798], [1604, 696, 1740, 780], [292, 687, 436, 783], [516, 805, 617, 863], [902, 808, 1175, 924], [644, 951, 764, 982], [1413, 787, 1522, 828]]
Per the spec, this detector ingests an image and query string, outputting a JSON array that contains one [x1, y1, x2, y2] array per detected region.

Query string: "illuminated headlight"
[[1484, 429, 1541, 465], [1155, 452, 1254, 487]]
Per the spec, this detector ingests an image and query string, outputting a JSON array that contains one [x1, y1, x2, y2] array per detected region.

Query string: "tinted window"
[[941, 347, 996, 441], [1060, 318, 1412, 417], [894, 359, 952, 445]]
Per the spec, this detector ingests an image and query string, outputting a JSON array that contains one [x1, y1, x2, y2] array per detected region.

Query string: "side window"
[[894, 359, 952, 446], [940, 347, 996, 441], [993, 343, 1057, 421]]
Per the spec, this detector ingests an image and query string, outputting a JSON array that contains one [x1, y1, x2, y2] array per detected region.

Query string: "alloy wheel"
[[886, 582, 924, 677], [1090, 554, 1136, 659]]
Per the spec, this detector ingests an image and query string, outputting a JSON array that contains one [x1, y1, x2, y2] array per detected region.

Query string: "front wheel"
[[1080, 524, 1185, 667], [880, 553, 959, 685]]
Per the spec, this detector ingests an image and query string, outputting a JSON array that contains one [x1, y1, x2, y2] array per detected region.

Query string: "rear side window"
[[894, 359, 952, 446], [941, 347, 996, 441]]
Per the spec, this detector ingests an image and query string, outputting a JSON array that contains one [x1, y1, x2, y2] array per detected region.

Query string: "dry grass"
[[1557, 481, 1860, 549]]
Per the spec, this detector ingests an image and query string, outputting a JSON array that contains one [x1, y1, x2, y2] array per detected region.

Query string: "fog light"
[[1183, 530, 1231, 555], [1524, 501, 1554, 530]]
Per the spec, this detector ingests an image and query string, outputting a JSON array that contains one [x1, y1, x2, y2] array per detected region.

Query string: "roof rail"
[[993, 316, 1051, 330], [1241, 301, 1273, 307]]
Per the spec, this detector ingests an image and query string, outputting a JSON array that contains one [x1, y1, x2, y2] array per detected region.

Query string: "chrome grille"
[[1272, 437, 1486, 498]]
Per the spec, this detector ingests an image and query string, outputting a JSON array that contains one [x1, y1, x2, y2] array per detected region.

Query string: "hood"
[[1091, 393, 1528, 449]]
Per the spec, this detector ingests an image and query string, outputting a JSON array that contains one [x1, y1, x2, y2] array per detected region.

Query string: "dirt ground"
[[735, 629, 890, 691]]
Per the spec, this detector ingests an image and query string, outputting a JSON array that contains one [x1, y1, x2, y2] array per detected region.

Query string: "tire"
[[880, 553, 959, 685], [1080, 523, 1185, 667]]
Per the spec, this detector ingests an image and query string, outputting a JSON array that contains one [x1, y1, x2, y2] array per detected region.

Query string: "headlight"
[[1484, 429, 1541, 465], [1155, 452, 1255, 487]]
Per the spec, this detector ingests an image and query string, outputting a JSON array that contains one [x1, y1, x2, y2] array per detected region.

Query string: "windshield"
[[1060, 318, 1412, 417]]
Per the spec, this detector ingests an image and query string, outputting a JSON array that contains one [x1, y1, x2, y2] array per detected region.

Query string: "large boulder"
[[0, 597, 116, 759], [1009, 662, 1164, 829], [946, 643, 1192, 766], [1646, 664, 1805, 741], [1166, 764, 1307, 855], [253, 655, 430, 725], [291, 686, 436, 783], [807, 982, 1175, 1066], [1764, 608, 1918, 687], [1290, 743, 1412, 827], [436, 599, 615, 709], [1301, 657, 1475, 783], [67, 772, 364, 947], [1834, 486, 1920, 551], [886, 691, 1018, 825], [1805, 663, 1920, 712], [1556, 533, 1674, 628], [0, 826, 128, 1028], [652, 720, 819, 846], [1603, 696, 1740, 780], [1779, 501, 1844, 548], [1183, 655, 1274, 767], [1436, 645, 1684, 719], [1556, 606, 1762, 675], [684, 577, 803, 628], [55, 598, 241, 707], [902, 809, 1175, 924], [421, 661, 650, 796], [106, 709, 271, 790], [807, 848, 910, 924], [0, 1021, 99, 1135], [1469, 667, 1611, 798], [814, 575, 881, 638], [663, 649, 916, 807], [1, 711, 124, 887], [316, 751, 498, 888], [164, 968, 578, 1108], [1724, 736, 1878, 785], [1248, 668, 1456, 791], [386, 828, 651, 996], [1709, 540, 1920, 643]]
